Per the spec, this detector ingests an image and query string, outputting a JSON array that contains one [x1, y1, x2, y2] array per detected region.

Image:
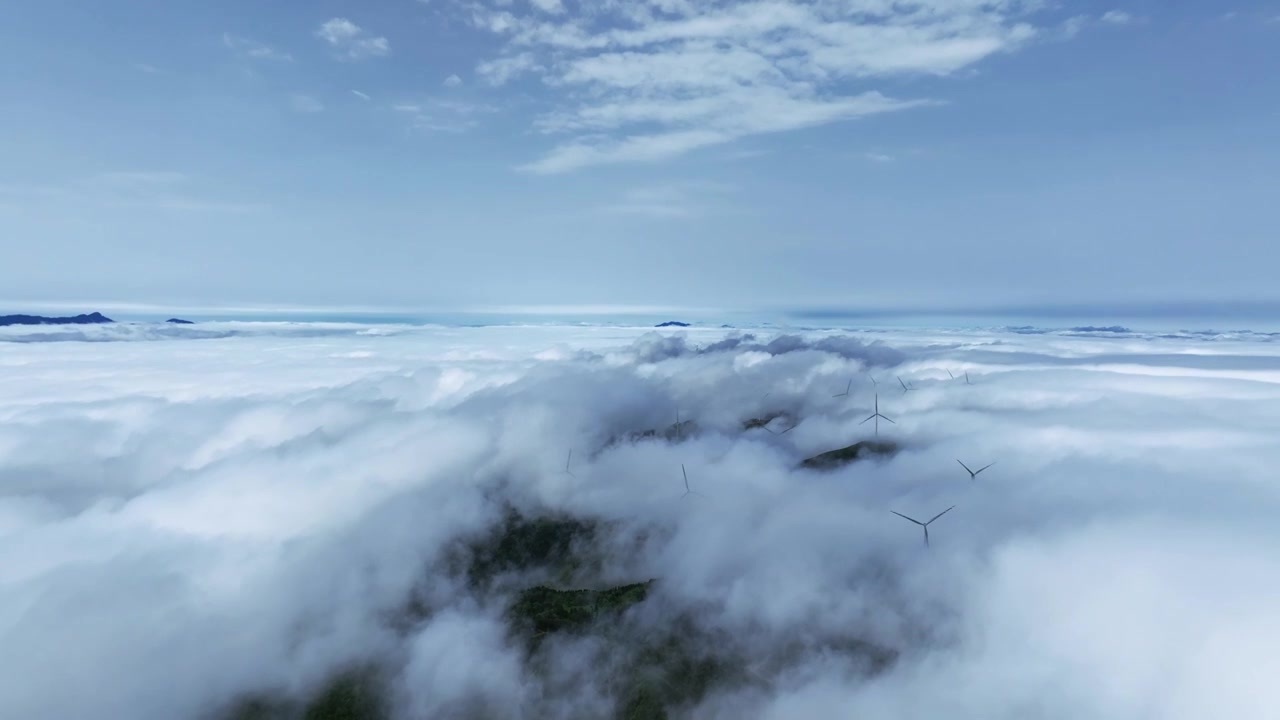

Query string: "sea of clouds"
[[2, 322, 1279, 719]]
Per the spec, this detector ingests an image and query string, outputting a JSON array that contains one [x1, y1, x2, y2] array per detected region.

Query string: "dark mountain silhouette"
[[166, 318, 195, 324], [1069, 325, 1132, 333], [655, 321, 690, 327], [0, 312, 114, 327]]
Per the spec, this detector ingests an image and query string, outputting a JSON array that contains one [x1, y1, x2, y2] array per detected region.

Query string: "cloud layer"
[[2, 323, 1279, 718], [462, 0, 1045, 172], [317, 18, 391, 61]]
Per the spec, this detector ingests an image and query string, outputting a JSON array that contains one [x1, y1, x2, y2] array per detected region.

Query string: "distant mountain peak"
[[0, 312, 115, 326]]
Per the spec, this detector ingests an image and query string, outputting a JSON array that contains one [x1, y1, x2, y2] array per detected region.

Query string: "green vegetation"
[[615, 628, 744, 720], [301, 669, 389, 720], [463, 510, 603, 590], [603, 419, 698, 450], [222, 667, 388, 720], [509, 580, 654, 639], [221, 507, 896, 720], [741, 412, 793, 431], [800, 440, 900, 470]]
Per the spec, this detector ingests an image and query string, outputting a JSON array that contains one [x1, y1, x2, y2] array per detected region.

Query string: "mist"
[[1, 323, 1278, 719]]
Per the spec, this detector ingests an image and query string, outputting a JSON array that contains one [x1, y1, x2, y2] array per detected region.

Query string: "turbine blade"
[[924, 525, 930, 548], [927, 505, 956, 524], [881, 414, 896, 424], [682, 464, 689, 491], [891, 511, 924, 526], [957, 459, 973, 475], [947, 369, 955, 379], [860, 414, 875, 425], [976, 462, 997, 474]]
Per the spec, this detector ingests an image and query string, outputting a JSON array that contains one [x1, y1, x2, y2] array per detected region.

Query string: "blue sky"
[[2, 1, 1278, 317]]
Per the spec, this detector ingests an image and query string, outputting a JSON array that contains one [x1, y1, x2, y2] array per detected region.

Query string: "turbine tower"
[[859, 393, 895, 436]]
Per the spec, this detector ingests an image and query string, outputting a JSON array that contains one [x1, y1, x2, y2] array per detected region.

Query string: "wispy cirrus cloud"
[[476, 52, 541, 86], [223, 33, 293, 62], [1100, 10, 1136, 26], [460, 0, 1053, 174], [392, 98, 493, 133], [316, 18, 390, 61]]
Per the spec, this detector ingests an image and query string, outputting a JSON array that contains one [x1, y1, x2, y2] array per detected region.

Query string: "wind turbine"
[[682, 464, 705, 499], [764, 418, 797, 435], [867, 372, 880, 388], [565, 449, 575, 478], [859, 393, 895, 436], [898, 376, 913, 394], [891, 506, 955, 548], [965, 371, 974, 386], [834, 379, 852, 398], [947, 369, 955, 380], [957, 459, 996, 481]]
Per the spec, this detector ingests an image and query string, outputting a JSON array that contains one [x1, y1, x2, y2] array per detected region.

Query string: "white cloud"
[[133, 62, 164, 74], [1060, 14, 1090, 39], [223, 33, 293, 62], [864, 152, 894, 163], [290, 94, 324, 113], [1100, 10, 1135, 25], [475, 52, 541, 85], [443, 73, 463, 87], [391, 98, 493, 133], [352, 90, 372, 101], [528, 0, 564, 14], [2, 324, 1280, 718], [316, 18, 391, 61], [520, 91, 932, 174], [463, 0, 1052, 172]]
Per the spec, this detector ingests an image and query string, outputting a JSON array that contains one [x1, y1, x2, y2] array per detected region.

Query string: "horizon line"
[[5, 298, 1280, 321]]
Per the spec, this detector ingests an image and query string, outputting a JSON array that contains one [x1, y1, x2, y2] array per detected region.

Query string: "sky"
[[2, 1, 1279, 316], [2, 322, 1279, 718]]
